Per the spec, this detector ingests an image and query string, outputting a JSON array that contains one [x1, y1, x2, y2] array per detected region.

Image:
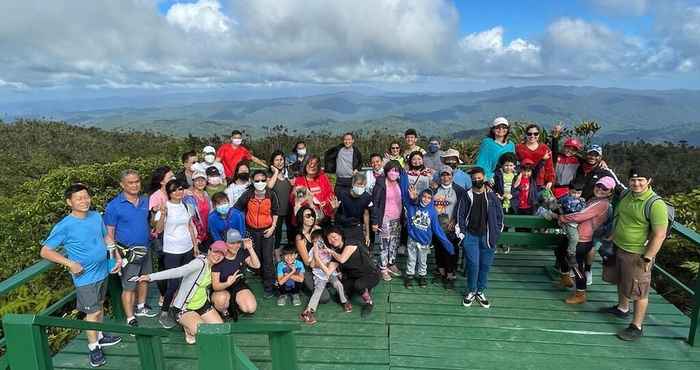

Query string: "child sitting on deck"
[[300, 230, 351, 325], [276, 246, 305, 306]]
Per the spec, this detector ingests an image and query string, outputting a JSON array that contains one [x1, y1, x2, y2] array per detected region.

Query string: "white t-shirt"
[[225, 182, 250, 204], [157, 201, 194, 254]]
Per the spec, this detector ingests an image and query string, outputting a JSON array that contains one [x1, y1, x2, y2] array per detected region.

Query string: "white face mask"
[[204, 154, 215, 163], [297, 148, 307, 157], [253, 182, 267, 192], [352, 186, 365, 195], [232, 138, 243, 146], [441, 183, 452, 189], [208, 176, 222, 186]]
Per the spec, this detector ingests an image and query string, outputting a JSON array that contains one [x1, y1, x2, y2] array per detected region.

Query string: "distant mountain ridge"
[[3, 86, 700, 144]]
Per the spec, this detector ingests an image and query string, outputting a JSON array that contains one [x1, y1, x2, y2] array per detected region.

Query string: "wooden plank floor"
[[52, 248, 700, 369]]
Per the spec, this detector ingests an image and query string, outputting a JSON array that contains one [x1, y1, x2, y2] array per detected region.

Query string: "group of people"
[[40, 121, 669, 367]]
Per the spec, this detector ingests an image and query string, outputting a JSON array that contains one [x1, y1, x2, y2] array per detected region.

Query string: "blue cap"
[[586, 144, 603, 156]]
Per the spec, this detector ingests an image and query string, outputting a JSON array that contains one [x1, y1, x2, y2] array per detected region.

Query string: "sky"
[[1, 0, 700, 102]]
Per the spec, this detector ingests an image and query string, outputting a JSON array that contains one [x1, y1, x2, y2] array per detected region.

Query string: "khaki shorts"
[[603, 246, 653, 300]]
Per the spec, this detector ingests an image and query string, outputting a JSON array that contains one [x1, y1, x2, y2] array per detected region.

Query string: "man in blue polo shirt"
[[104, 169, 158, 329]]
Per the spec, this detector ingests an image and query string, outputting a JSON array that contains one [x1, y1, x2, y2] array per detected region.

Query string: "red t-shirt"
[[217, 144, 252, 178], [519, 175, 531, 210], [292, 172, 335, 218], [515, 143, 555, 187]]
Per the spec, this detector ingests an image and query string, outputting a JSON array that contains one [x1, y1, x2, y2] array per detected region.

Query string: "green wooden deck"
[[51, 248, 700, 370]]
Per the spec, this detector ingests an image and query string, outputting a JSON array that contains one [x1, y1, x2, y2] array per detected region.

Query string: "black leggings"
[[250, 228, 276, 292], [555, 241, 594, 290], [342, 272, 380, 298], [161, 250, 194, 312]]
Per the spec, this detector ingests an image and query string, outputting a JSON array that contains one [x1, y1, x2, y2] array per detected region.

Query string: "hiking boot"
[[404, 275, 414, 289], [586, 270, 593, 286], [98, 334, 121, 347], [88, 347, 106, 368], [462, 292, 476, 307], [277, 294, 288, 306], [565, 290, 587, 305], [555, 273, 574, 289], [158, 311, 177, 329], [361, 303, 374, 319], [135, 304, 158, 318], [382, 270, 392, 281], [343, 302, 353, 313], [388, 265, 401, 276], [601, 305, 631, 319], [475, 292, 490, 308], [418, 276, 428, 288], [617, 324, 643, 341]]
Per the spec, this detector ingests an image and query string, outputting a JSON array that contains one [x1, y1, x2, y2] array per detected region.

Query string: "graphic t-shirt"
[[276, 260, 305, 288]]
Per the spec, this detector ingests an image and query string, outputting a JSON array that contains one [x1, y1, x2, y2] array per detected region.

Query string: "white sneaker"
[[586, 271, 593, 286]]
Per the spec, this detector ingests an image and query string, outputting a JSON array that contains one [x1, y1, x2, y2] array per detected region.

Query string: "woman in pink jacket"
[[554, 176, 616, 305]]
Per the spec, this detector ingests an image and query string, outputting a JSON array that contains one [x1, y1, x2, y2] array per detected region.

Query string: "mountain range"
[[2, 85, 700, 144]]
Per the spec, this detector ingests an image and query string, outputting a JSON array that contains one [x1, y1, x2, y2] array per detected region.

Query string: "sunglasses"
[[303, 213, 314, 219], [526, 132, 539, 136], [254, 179, 266, 183], [391, 146, 400, 150], [173, 187, 185, 192], [595, 184, 610, 191]]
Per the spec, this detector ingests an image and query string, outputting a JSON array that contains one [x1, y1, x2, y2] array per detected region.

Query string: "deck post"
[[197, 323, 256, 370], [689, 276, 700, 346], [107, 274, 125, 322], [135, 335, 166, 370], [2, 314, 53, 370], [269, 331, 298, 370]]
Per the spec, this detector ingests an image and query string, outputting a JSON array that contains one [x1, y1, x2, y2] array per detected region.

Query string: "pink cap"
[[596, 176, 616, 190], [210, 241, 227, 253]]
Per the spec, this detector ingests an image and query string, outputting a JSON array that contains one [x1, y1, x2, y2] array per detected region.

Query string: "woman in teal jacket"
[[475, 117, 515, 182]]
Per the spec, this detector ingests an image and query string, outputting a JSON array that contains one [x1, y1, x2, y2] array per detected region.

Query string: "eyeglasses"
[[390, 146, 400, 150], [526, 132, 539, 136], [495, 125, 508, 130]]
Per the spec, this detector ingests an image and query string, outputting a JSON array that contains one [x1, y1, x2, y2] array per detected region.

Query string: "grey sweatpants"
[[406, 238, 431, 276], [307, 274, 347, 312]]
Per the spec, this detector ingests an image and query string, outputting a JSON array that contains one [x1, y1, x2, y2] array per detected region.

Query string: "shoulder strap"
[[643, 194, 663, 223], [178, 257, 207, 310]]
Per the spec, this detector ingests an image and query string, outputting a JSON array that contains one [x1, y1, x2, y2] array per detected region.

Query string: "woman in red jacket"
[[292, 155, 336, 225], [515, 124, 555, 190]]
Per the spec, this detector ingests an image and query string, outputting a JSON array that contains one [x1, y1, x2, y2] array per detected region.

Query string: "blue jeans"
[[463, 233, 495, 293]]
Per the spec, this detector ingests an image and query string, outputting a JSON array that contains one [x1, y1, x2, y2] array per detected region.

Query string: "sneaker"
[[503, 246, 511, 254], [475, 292, 490, 308], [418, 276, 428, 288], [220, 309, 231, 321], [300, 309, 317, 325], [404, 275, 414, 289], [277, 294, 287, 306], [586, 270, 593, 286], [388, 265, 401, 276], [617, 324, 643, 341], [601, 305, 630, 318], [361, 289, 373, 305], [343, 302, 353, 313], [292, 294, 302, 306], [158, 311, 177, 329], [462, 292, 476, 307], [382, 270, 392, 281], [185, 334, 196, 345], [88, 347, 106, 368], [135, 304, 158, 318], [361, 303, 374, 319], [445, 278, 456, 290], [126, 318, 137, 336], [98, 334, 122, 347]]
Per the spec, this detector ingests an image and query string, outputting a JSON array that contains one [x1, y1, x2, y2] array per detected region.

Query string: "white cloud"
[[166, 0, 232, 33], [589, 0, 649, 16]]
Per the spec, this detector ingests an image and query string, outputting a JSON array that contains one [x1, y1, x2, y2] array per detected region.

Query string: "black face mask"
[[446, 162, 458, 169], [472, 180, 485, 189], [237, 173, 250, 182]]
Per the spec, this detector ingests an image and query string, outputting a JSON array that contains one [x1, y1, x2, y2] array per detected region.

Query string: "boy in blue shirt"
[[208, 192, 246, 241], [40, 183, 122, 368], [276, 246, 305, 306]]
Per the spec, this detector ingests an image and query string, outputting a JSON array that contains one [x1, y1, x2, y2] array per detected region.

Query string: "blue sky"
[[1, 0, 699, 102]]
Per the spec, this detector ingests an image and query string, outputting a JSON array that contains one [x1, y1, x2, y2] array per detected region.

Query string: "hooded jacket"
[[399, 173, 454, 255], [455, 188, 504, 249]]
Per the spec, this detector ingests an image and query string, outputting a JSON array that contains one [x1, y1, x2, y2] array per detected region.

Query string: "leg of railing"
[[2, 314, 53, 370], [198, 323, 256, 370], [689, 277, 700, 346], [107, 274, 125, 322], [135, 335, 166, 370], [269, 331, 298, 370]]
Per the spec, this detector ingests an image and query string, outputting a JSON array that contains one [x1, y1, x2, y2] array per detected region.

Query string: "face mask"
[[297, 149, 307, 157], [216, 204, 230, 215], [204, 154, 215, 163], [208, 176, 222, 186], [473, 180, 485, 189], [441, 183, 452, 189], [352, 186, 365, 195], [232, 138, 242, 146], [253, 182, 267, 191], [428, 144, 439, 153], [237, 173, 249, 182], [445, 162, 457, 169], [387, 171, 400, 181]]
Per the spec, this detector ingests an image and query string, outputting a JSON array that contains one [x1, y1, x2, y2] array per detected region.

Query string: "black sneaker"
[[404, 275, 414, 289], [462, 292, 476, 307], [475, 292, 490, 308], [601, 305, 630, 319], [418, 276, 428, 288], [445, 278, 456, 290], [89, 347, 106, 368], [361, 303, 374, 319], [617, 324, 643, 341], [127, 318, 138, 336], [98, 334, 121, 347]]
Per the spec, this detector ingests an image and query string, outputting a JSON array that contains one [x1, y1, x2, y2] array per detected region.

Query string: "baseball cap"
[[492, 117, 509, 127], [586, 144, 603, 156], [192, 171, 207, 180], [628, 166, 652, 180], [205, 166, 220, 177], [226, 229, 243, 243], [439, 166, 453, 175], [210, 241, 227, 253], [596, 176, 616, 190], [203, 146, 216, 154]]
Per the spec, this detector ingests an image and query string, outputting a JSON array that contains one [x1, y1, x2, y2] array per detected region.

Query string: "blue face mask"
[[428, 143, 439, 153], [216, 204, 231, 215]]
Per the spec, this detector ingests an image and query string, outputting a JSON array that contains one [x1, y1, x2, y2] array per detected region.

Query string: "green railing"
[[503, 215, 700, 346]]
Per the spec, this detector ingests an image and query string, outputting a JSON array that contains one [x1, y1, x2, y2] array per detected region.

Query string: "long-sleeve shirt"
[[399, 173, 454, 255], [558, 198, 610, 243], [516, 143, 555, 187], [475, 137, 515, 181]]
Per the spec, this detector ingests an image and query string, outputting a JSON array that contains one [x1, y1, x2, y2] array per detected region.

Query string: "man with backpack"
[[604, 166, 671, 341]]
